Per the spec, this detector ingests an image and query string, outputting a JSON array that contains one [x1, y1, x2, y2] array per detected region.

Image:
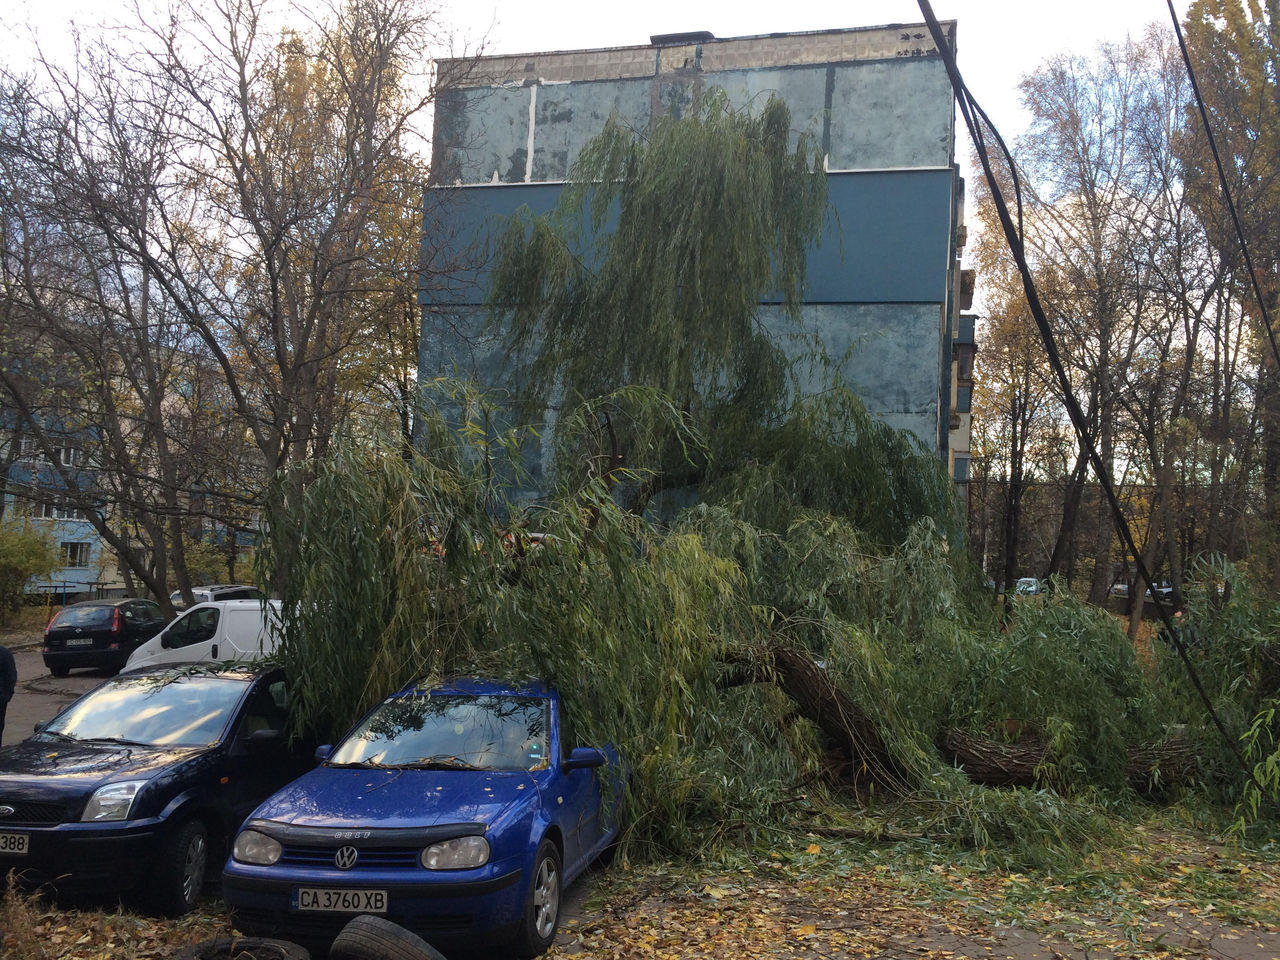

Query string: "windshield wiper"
[[40, 730, 79, 742], [87, 736, 149, 747], [407, 755, 482, 771]]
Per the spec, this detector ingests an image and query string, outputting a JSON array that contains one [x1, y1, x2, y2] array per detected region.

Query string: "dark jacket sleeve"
[[0, 647, 16, 703]]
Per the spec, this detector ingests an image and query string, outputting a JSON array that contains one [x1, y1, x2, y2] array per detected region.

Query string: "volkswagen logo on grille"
[[0, 806, 13, 818], [334, 845, 359, 870]]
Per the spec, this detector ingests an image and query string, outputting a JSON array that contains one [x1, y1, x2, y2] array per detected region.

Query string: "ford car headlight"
[[82, 780, 145, 821], [421, 835, 489, 869], [233, 829, 283, 865]]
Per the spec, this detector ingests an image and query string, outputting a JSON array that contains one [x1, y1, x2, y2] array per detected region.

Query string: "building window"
[[57, 446, 87, 467], [16, 439, 85, 467], [36, 502, 90, 522], [953, 456, 970, 483], [956, 385, 972, 413], [60, 542, 91, 568]]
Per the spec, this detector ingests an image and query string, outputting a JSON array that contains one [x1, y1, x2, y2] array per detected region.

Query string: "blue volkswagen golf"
[[221, 677, 623, 957]]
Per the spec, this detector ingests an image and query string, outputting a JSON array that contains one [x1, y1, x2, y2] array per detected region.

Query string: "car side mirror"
[[33, 721, 45, 734], [314, 744, 333, 763], [563, 746, 606, 771]]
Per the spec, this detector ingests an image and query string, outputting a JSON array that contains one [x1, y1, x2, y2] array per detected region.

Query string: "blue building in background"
[[421, 21, 977, 492], [3, 430, 112, 599]]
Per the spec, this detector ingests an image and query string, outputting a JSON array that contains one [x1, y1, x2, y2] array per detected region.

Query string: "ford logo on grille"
[[0, 806, 13, 818], [334, 845, 359, 870]]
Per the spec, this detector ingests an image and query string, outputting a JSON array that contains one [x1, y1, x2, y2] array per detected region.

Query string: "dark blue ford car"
[[222, 677, 624, 957], [0, 665, 310, 915]]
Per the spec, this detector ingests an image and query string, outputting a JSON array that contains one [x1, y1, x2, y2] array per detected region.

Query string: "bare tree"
[[1, 0, 465, 598]]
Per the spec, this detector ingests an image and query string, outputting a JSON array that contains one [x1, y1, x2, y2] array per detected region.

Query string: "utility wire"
[[913, 2, 1269, 799], [1166, 0, 1280, 374]]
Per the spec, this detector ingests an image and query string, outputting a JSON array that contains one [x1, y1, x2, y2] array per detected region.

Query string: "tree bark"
[[938, 727, 1198, 794], [768, 645, 908, 792]]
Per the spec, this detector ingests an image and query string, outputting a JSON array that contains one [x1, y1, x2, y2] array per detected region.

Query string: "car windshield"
[[329, 693, 550, 772], [51, 605, 114, 628], [41, 673, 252, 747]]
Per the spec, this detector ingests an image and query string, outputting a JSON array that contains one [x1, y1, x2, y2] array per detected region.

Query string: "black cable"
[[914, 2, 1269, 799], [1166, 0, 1280, 373]]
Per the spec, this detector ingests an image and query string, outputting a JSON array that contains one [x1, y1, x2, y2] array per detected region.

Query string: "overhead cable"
[[913, 0, 1269, 800]]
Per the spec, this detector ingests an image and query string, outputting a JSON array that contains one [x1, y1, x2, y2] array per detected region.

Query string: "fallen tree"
[[939, 727, 1200, 794]]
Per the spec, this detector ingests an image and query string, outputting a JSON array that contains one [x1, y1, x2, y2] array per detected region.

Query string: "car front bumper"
[[222, 862, 526, 949], [0, 819, 161, 890]]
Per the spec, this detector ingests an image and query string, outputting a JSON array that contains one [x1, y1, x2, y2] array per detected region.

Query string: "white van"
[[123, 599, 283, 671]]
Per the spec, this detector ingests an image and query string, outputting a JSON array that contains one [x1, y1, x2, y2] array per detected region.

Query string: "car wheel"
[[150, 818, 209, 916], [49, 665, 70, 678], [512, 838, 562, 959], [176, 938, 311, 960], [329, 915, 445, 960]]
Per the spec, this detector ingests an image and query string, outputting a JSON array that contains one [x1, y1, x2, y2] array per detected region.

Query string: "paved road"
[[2, 634, 103, 746]]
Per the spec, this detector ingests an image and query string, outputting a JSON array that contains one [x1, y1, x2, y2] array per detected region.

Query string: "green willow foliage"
[[486, 89, 828, 422], [1154, 556, 1280, 820], [254, 92, 1275, 866], [257, 393, 1184, 864]]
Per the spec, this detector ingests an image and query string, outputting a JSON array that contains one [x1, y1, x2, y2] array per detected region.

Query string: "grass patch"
[[0, 602, 58, 638]]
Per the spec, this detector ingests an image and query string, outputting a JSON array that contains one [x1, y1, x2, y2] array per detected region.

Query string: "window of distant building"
[[36, 502, 91, 522], [60, 542, 91, 568], [17, 439, 86, 467], [57, 445, 87, 467]]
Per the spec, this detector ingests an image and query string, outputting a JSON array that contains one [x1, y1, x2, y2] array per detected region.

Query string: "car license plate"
[[294, 887, 387, 913], [0, 833, 28, 856], [65, 637, 94, 647]]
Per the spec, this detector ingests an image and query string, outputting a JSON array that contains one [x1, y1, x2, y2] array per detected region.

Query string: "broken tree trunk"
[[768, 645, 908, 791], [938, 728, 1198, 794]]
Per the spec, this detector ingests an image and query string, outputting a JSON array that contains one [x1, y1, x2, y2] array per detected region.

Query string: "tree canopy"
[[261, 91, 1279, 865]]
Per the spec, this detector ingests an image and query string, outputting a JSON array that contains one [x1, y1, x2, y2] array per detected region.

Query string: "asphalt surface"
[[2, 634, 101, 746]]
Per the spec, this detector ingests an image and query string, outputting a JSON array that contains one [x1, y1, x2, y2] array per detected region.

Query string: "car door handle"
[[212, 643, 219, 658]]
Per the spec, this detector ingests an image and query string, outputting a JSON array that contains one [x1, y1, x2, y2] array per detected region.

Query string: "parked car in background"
[[0, 665, 311, 915], [42, 598, 168, 677], [223, 677, 624, 958], [124, 599, 283, 672], [1013, 577, 1044, 596], [169, 584, 266, 609]]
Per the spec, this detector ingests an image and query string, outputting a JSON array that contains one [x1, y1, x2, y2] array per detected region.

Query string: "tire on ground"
[[176, 938, 311, 960], [149, 817, 209, 916], [511, 837, 562, 959], [328, 915, 446, 960]]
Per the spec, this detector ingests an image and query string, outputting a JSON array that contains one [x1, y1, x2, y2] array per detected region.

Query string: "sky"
[[441, 0, 1192, 141], [5, 0, 1190, 146]]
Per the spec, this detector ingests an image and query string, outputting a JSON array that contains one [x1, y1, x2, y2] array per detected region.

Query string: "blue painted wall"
[[424, 170, 953, 308], [422, 26, 960, 458]]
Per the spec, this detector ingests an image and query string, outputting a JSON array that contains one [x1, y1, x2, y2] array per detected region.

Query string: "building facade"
[[422, 21, 975, 488]]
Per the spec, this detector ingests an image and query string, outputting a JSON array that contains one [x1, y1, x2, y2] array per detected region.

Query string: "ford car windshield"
[[41, 673, 251, 747]]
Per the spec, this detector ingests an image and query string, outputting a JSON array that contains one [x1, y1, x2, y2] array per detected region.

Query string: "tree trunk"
[[768, 645, 907, 791], [1046, 450, 1088, 581], [938, 728, 1197, 794]]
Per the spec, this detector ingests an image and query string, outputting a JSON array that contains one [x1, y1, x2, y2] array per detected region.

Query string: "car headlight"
[[82, 780, 146, 821], [233, 829, 283, 865], [421, 835, 489, 869]]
